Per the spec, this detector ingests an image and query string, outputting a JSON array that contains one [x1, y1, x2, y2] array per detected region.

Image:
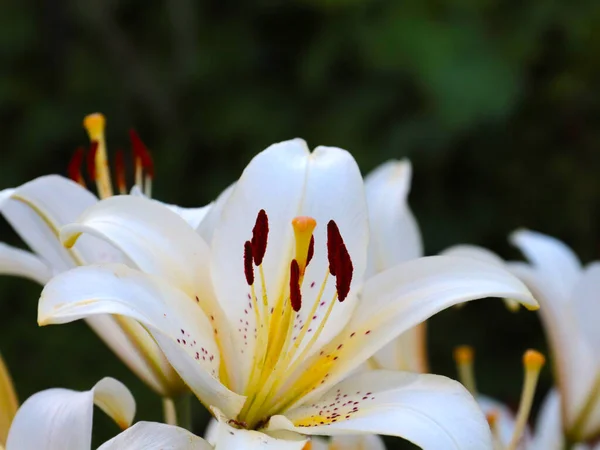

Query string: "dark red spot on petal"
[[289, 259, 302, 312], [251, 209, 269, 266], [244, 240, 254, 285]]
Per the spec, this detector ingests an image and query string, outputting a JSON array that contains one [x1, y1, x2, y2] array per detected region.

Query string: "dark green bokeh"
[[2, 0, 600, 447]]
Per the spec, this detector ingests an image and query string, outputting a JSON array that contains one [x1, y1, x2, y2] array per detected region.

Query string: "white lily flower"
[[4, 376, 210, 450], [39, 139, 537, 449], [0, 113, 216, 401], [308, 434, 386, 449], [0, 353, 18, 449], [364, 160, 428, 375], [446, 231, 600, 442]]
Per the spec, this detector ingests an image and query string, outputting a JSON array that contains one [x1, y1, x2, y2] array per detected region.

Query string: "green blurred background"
[[2, 0, 600, 447]]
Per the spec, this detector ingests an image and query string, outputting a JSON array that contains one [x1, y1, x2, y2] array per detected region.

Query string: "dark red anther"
[[289, 259, 302, 312], [251, 209, 269, 266], [327, 221, 342, 276], [67, 147, 85, 184], [244, 240, 254, 286], [306, 235, 315, 268], [86, 141, 99, 181], [130, 129, 154, 178], [327, 220, 353, 302], [114, 149, 126, 193]]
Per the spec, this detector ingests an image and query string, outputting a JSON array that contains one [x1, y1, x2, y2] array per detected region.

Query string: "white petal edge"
[[0, 243, 52, 285], [330, 434, 387, 450], [268, 370, 492, 450], [38, 264, 246, 418], [6, 377, 134, 450], [98, 422, 213, 450], [529, 389, 563, 450]]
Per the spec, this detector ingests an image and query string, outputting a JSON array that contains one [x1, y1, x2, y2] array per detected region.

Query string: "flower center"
[[237, 210, 354, 428], [68, 113, 154, 199]]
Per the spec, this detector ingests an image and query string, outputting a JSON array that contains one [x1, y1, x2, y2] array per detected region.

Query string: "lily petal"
[[0, 242, 51, 285], [364, 159, 422, 275], [477, 395, 521, 448], [510, 230, 581, 299], [0, 175, 123, 270], [98, 422, 213, 450], [268, 370, 492, 450], [329, 435, 387, 450], [196, 183, 235, 245], [294, 256, 537, 406], [370, 326, 427, 373], [5, 377, 134, 450], [530, 389, 563, 450], [0, 353, 17, 447], [38, 264, 245, 418]]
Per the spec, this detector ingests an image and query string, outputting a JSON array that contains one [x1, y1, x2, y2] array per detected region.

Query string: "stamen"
[[130, 129, 154, 197], [506, 349, 545, 450], [86, 141, 99, 182], [326, 220, 353, 301], [67, 147, 85, 186], [114, 149, 127, 195], [289, 259, 302, 312], [83, 113, 113, 198], [307, 235, 315, 267], [292, 216, 317, 275], [244, 241, 255, 286], [453, 345, 477, 395], [251, 210, 269, 266], [486, 411, 503, 450]]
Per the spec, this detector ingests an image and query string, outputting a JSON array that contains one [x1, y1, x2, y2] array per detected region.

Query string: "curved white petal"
[[60, 194, 237, 390], [0, 175, 123, 271], [293, 256, 537, 406], [0, 242, 51, 285], [38, 264, 246, 418], [211, 141, 369, 387], [529, 389, 563, 450], [211, 408, 307, 450], [5, 377, 134, 450], [196, 183, 235, 245], [0, 353, 17, 447], [98, 422, 213, 450], [268, 370, 492, 450], [364, 159, 422, 276], [330, 435, 387, 450], [370, 326, 428, 373], [308, 437, 330, 450], [129, 185, 212, 230], [510, 230, 582, 299]]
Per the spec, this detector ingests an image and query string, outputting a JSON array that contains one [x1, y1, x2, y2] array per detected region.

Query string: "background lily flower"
[[309, 434, 386, 450], [446, 231, 600, 443], [0, 353, 17, 449], [0, 113, 224, 408], [38, 139, 537, 449], [364, 159, 428, 374]]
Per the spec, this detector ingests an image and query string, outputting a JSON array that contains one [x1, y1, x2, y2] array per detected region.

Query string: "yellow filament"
[[0, 353, 17, 446], [507, 350, 545, 450], [486, 411, 504, 450], [453, 345, 477, 395], [83, 113, 113, 199], [291, 216, 316, 275], [135, 156, 143, 189], [144, 174, 152, 198]]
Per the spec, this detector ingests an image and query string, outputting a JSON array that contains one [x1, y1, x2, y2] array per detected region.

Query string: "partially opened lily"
[[446, 231, 600, 443], [39, 139, 538, 449], [0, 353, 17, 449], [4, 376, 211, 450], [364, 160, 427, 374], [0, 114, 215, 413]]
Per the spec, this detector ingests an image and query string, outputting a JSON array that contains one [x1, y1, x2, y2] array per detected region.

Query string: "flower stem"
[[162, 394, 192, 431]]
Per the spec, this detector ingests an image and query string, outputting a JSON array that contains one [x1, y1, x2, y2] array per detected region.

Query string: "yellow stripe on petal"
[[0, 352, 18, 446]]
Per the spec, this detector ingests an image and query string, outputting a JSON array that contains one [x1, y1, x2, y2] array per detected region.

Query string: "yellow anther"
[[523, 349, 545, 370], [83, 113, 106, 141], [83, 113, 113, 199], [453, 345, 477, 395], [292, 216, 317, 275], [486, 410, 499, 428]]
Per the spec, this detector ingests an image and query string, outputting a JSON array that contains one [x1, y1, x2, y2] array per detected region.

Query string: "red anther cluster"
[[244, 241, 254, 286], [289, 259, 302, 312], [307, 235, 315, 268], [86, 141, 99, 181], [251, 209, 269, 266], [67, 148, 85, 184], [114, 149, 126, 191], [326, 220, 353, 302], [129, 129, 154, 178]]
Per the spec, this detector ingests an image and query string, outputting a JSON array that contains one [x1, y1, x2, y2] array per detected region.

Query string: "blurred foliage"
[[2, 0, 600, 447]]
